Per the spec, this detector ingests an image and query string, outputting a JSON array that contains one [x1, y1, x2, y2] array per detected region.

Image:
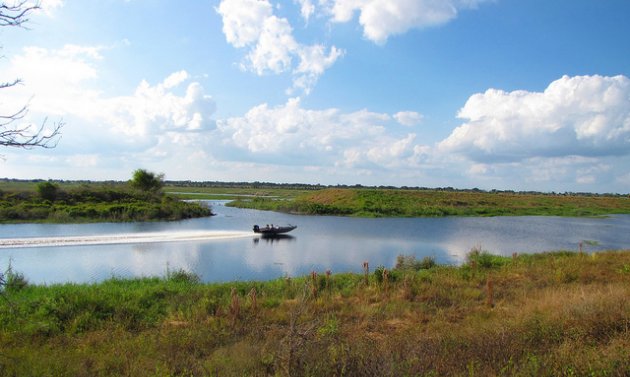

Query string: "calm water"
[[1, 201, 629, 284]]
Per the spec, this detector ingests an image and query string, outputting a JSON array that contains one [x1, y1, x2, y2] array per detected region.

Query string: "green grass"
[[229, 187, 630, 217], [0, 182, 212, 223], [1, 250, 629, 376]]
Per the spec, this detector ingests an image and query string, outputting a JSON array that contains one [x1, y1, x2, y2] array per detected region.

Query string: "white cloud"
[[295, 0, 315, 22], [325, 0, 491, 44], [292, 44, 344, 95], [103, 75, 216, 138], [439, 75, 630, 163], [246, 15, 298, 74], [216, 0, 343, 94], [2, 44, 103, 117], [23, 0, 64, 16], [162, 70, 190, 89], [216, 0, 272, 47], [1, 44, 217, 155], [216, 97, 427, 169], [394, 111, 423, 126]]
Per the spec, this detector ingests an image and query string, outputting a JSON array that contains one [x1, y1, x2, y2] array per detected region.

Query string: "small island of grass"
[[0, 170, 212, 223]]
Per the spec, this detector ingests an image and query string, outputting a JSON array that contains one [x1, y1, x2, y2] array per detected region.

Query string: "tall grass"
[[230, 187, 630, 217], [1, 250, 629, 376]]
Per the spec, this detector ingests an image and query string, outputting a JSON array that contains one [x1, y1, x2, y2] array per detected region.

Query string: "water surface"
[[1, 201, 628, 284]]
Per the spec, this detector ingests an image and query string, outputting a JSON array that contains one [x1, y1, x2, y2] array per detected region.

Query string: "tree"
[[1, 1, 63, 150], [130, 169, 164, 192], [36, 180, 58, 201]]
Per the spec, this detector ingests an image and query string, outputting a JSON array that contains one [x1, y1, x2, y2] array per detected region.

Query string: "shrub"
[[36, 181, 59, 202], [395, 255, 436, 271], [1, 261, 28, 293], [166, 269, 201, 284], [466, 247, 510, 268]]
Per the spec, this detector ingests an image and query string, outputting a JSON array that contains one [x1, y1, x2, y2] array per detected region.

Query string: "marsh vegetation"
[[0, 177, 212, 223], [1, 250, 629, 376], [228, 187, 630, 217]]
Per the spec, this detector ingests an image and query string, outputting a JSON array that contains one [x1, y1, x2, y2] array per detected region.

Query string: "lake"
[[1, 200, 629, 284]]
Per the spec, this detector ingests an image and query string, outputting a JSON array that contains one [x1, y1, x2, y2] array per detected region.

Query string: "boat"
[[253, 224, 297, 235]]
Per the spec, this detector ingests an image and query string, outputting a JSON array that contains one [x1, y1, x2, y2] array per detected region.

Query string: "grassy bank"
[[1, 250, 629, 376], [228, 188, 630, 217], [0, 182, 212, 223]]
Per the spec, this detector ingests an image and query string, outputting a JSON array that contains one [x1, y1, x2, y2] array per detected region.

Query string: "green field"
[[228, 188, 630, 217], [1, 250, 629, 376]]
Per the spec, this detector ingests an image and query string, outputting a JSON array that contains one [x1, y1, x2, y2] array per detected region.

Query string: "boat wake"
[[0, 230, 253, 249]]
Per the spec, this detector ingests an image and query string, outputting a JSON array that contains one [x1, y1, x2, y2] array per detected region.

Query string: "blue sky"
[[1, 0, 629, 193]]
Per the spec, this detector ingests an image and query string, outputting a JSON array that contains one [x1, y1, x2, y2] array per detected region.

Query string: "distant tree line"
[[1, 178, 628, 197]]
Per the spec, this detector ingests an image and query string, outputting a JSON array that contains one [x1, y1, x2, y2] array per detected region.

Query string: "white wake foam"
[[0, 230, 253, 249]]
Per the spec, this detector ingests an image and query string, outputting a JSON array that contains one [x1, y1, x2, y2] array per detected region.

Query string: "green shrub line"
[[0, 183, 212, 223], [1, 249, 629, 376]]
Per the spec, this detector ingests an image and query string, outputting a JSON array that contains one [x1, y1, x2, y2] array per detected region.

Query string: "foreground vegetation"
[[5, 179, 629, 218], [0, 179, 212, 223], [1, 250, 629, 376], [228, 188, 630, 217]]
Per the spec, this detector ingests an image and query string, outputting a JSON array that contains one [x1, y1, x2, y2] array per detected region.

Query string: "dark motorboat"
[[253, 224, 297, 235]]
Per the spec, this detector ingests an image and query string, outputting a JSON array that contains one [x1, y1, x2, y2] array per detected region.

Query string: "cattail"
[[579, 241, 583, 255], [363, 261, 369, 285], [383, 268, 389, 292]]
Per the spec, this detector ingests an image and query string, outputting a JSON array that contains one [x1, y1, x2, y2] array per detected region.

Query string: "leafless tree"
[[1, 1, 63, 150]]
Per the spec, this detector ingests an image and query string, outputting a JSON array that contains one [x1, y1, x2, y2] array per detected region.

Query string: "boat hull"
[[253, 225, 297, 235]]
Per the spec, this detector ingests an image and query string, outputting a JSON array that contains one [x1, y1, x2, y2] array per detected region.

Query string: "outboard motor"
[[253, 225, 260, 233]]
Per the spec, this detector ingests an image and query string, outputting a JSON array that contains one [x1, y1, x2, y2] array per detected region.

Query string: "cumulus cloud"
[[103, 77, 216, 138], [439, 75, 630, 162], [216, 0, 343, 94], [324, 0, 491, 44], [394, 111, 423, 126], [1, 44, 104, 118], [2, 44, 216, 153], [216, 97, 428, 169]]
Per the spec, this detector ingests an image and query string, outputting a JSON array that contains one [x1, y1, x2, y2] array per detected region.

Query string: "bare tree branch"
[[0, 1, 40, 27], [0, 118, 63, 149], [1, 1, 63, 151]]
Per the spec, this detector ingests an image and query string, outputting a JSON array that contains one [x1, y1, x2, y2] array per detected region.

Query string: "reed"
[[229, 287, 240, 323], [486, 277, 494, 308], [248, 287, 257, 313], [310, 271, 318, 298]]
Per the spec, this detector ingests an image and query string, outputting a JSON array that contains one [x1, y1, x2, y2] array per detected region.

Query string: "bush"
[[166, 269, 201, 284], [36, 181, 59, 202], [395, 255, 436, 271], [466, 247, 510, 268], [1, 261, 28, 293]]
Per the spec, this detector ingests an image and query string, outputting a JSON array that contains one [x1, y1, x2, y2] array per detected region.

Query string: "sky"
[[1, 0, 629, 193]]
